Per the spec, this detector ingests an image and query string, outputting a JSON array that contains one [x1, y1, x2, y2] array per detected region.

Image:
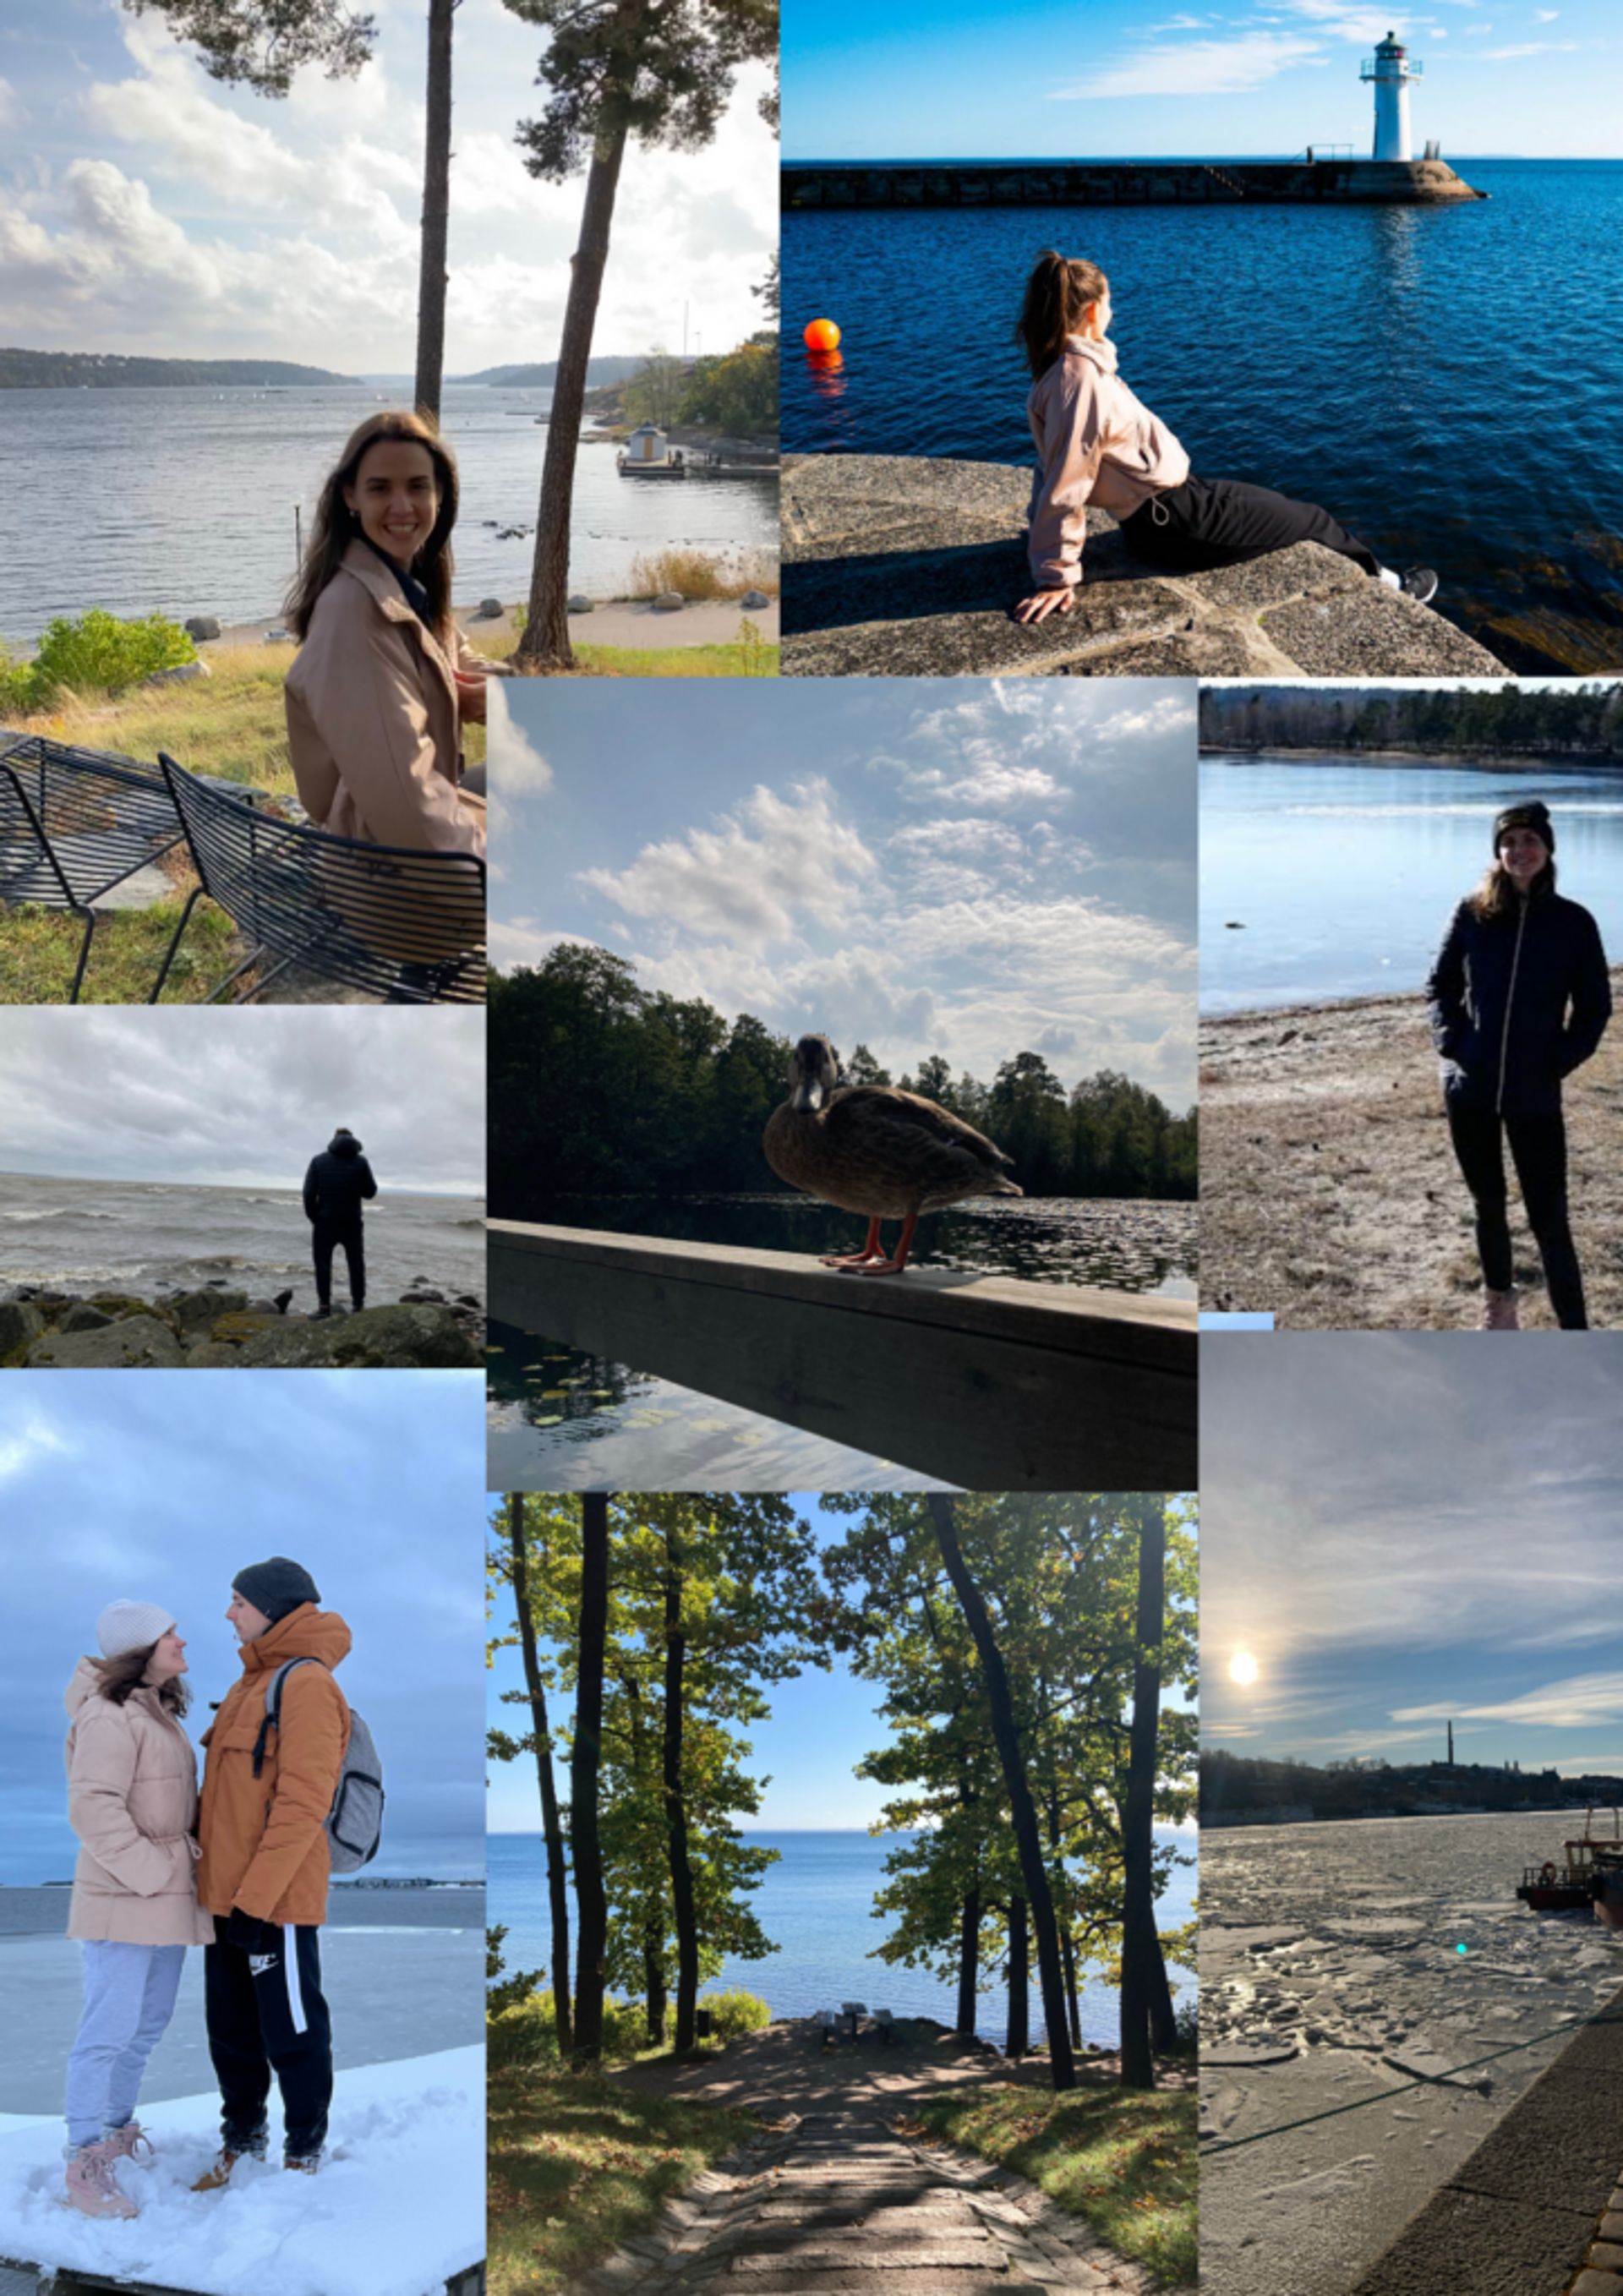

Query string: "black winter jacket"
[[303, 1134, 379, 1228], [1425, 888, 1611, 1118]]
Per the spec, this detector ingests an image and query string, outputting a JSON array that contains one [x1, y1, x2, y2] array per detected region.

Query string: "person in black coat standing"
[[1426, 801, 1611, 1330], [301, 1129, 378, 1320]]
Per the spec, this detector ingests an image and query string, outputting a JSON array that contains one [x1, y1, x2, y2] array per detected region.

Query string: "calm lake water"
[[487, 1192, 1197, 1490], [0, 1170, 485, 1304], [783, 161, 1623, 671], [489, 1828, 1194, 2051], [1199, 755, 1623, 1015], [0, 385, 777, 642], [1203, 1812, 1623, 2296]]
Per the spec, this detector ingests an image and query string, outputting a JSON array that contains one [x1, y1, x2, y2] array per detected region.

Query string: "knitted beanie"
[[1494, 801, 1555, 855], [232, 1556, 320, 1625], [96, 1599, 177, 1659]]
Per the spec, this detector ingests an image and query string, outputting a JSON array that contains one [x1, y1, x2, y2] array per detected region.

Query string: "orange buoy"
[[803, 318, 842, 352]]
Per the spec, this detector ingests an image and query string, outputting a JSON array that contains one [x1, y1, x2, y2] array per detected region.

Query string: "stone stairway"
[[577, 2108, 1151, 2295]]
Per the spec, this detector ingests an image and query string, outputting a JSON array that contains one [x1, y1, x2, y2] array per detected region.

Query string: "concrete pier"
[[784, 158, 1486, 209], [488, 1220, 1197, 1490]]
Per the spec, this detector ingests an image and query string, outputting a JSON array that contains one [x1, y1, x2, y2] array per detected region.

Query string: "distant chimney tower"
[[1447, 1720, 1455, 1766]]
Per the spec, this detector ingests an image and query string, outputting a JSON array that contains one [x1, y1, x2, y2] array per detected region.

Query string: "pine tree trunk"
[[571, 1490, 609, 2063], [927, 1495, 1076, 2091], [662, 1526, 700, 2051], [1120, 1500, 1166, 2091], [512, 122, 629, 672], [955, 1882, 980, 2037], [507, 1496, 571, 2057], [413, 0, 454, 421], [1006, 1896, 1030, 2058]]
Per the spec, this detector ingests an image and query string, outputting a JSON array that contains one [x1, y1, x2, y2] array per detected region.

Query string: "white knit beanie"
[[96, 1600, 177, 1659]]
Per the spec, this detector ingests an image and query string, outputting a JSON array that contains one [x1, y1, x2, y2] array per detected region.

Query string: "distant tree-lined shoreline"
[[1201, 681, 1623, 757], [0, 349, 353, 389]]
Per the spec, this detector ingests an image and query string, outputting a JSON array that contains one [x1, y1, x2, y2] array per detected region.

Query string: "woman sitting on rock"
[[1425, 801, 1611, 1329], [283, 411, 493, 860], [61, 1601, 212, 2219], [1013, 249, 1438, 626]]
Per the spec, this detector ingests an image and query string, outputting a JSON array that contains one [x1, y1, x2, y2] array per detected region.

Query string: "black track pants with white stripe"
[[205, 1916, 333, 2159]]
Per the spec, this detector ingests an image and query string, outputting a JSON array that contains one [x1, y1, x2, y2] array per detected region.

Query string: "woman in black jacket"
[[1425, 801, 1611, 1328]]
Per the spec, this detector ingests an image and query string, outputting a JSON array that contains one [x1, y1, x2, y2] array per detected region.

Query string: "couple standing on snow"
[[61, 1559, 353, 2220]]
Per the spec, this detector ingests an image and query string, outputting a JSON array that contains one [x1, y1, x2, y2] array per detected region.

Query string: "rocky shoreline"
[[1, 1276, 484, 1369]]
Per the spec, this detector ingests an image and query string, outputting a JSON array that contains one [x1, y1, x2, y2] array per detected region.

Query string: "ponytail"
[[1014, 249, 1111, 380]]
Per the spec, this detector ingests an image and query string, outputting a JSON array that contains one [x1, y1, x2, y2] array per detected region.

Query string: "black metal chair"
[[0, 734, 189, 1002], [152, 752, 487, 1004]]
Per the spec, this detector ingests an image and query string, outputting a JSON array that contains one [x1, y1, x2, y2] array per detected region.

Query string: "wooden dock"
[[489, 1222, 1196, 1491]]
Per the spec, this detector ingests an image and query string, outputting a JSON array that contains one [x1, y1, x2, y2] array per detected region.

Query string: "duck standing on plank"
[[763, 1033, 1023, 1276]]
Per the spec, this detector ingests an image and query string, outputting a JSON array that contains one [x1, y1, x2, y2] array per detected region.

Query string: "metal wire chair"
[[0, 734, 189, 1002], [152, 752, 488, 1005]]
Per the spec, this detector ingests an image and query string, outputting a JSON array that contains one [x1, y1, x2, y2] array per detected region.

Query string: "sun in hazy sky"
[[1229, 1648, 1260, 1687]]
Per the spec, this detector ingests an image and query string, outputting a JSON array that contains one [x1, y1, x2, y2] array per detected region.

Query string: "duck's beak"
[[790, 1079, 823, 1112]]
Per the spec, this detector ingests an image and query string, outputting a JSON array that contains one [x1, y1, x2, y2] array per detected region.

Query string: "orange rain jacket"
[[196, 1605, 352, 1928]]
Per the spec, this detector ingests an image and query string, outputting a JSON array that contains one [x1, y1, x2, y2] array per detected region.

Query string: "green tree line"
[[1201, 681, 1623, 757], [488, 1492, 1196, 2094], [489, 945, 1197, 1208]]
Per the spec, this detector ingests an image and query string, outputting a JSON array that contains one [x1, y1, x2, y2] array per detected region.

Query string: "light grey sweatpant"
[[64, 1941, 186, 2148]]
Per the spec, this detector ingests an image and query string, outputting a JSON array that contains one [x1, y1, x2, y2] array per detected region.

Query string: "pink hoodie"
[[1025, 335, 1190, 588]]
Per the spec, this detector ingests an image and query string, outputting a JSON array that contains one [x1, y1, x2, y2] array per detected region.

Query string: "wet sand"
[[1198, 974, 1623, 1328], [1200, 1815, 1623, 2296]]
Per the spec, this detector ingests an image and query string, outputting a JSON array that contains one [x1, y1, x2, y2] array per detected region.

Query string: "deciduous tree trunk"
[[1120, 1500, 1166, 2090], [1006, 1895, 1029, 2058], [1060, 1927, 1083, 2050], [512, 122, 629, 672], [662, 1524, 700, 2051], [413, 0, 455, 421], [508, 1495, 571, 2057], [571, 1490, 609, 2062], [955, 1881, 980, 2037], [926, 1495, 1076, 2091], [643, 1924, 667, 2045]]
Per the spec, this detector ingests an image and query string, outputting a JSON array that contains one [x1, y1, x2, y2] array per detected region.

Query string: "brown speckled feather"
[[763, 1085, 1023, 1220]]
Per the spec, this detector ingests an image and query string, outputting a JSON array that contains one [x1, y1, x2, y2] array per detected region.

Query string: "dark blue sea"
[[488, 1826, 1195, 2051], [782, 161, 1623, 672]]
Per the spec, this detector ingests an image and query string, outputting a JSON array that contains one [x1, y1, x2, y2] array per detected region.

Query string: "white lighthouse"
[[1361, 30, 1422, 162]]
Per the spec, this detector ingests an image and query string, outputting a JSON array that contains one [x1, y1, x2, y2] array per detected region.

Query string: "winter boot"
[[1480, 1286, 1520, 1331], [284, 2150, 322, 2175], [102, 2119, 155, 2165], [192, 2129, 268, 2191], [63, 2139, 139, 2221]]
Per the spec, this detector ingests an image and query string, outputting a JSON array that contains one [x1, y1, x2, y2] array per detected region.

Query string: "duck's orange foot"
[[822, 1250, 885, 1268], [855, 1259, 910, 1277]]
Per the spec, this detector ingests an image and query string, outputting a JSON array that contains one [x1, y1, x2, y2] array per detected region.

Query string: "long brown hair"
[[285, 411, 460, 641], [1015, 249, 1111, 380], [1470, 854, 1558, 924], [92, 1644, 190, 1717]]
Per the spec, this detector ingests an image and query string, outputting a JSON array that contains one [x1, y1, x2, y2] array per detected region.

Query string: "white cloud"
[[1393, 1674, 1623, 1731], [0, 79, 23, 132], [1482, 37, 1577, 54], [1050, 31, 1326, 97], [0, 1416, 72, 1481]]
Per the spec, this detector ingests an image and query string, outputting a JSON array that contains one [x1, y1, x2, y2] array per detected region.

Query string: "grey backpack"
[[250, 1658, 385, 1873]]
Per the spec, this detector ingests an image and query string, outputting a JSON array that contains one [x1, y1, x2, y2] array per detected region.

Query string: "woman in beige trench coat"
[[60, 1599, 212, 2220]]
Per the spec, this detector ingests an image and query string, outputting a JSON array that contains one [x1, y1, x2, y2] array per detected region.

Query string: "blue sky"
[[1202, 1334, 1623, 1777], [489, 677, 1198, 1110], [783, 0, 1620, 159], [0, 1372, 487, 1883], [0, 1008, 484, 1194], [0, 0, 773, 366]]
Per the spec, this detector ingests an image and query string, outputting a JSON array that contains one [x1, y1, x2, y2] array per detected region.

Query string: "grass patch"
[[906, 2081, 1197, 2288], [0, 887, 242, 1005], [10, 644, 299, 796], [488, 2059, 756, 2296], [626, 547, 780, 602], [571, 638, 777, 677]]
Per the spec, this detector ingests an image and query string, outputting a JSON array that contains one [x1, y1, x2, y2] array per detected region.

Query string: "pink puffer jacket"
[[64, 1659, 213, 1946]]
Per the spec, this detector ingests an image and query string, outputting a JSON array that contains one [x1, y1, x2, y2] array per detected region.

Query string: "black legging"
[[311, 1220, 365, 1310], [1119, 472, 1381, 577], [1445, 1103, 1587, 1329]]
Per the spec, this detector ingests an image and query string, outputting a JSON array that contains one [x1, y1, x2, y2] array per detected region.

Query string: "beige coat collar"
[[336, 539, 459, 699]]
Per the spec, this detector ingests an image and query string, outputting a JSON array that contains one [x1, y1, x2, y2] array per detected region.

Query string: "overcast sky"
[[0, 0, 773, 368], [0, 1371, 485, 1883], [0, 1008, 484, 1194], [1202, 1333, 1623, 1776], [785, 0, 1620, 158], [489, 678, 1198, 1109]]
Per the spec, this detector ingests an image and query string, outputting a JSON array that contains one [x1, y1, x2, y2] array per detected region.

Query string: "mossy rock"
[[86, 1293, 179, 1331], [228, 1303, 482, 1369], [58, 1303, 113, 1334], [28, 1315, 185, 1369], [0, 1302, 45, 1367], [167, 1287, 250, 1338], [205, 1311, 292, 1348]]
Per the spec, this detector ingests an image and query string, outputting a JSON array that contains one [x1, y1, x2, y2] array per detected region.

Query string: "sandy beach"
[[1200, 1814, 1623, 2296], [1198, 974, 1623, 1328], [210, 595, 779, 653]]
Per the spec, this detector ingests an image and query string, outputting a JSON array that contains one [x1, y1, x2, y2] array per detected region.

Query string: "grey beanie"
[[232, 1556, 320, 1625], [1494, 801, 1555, 855], [96, 1599, 177, 1659]]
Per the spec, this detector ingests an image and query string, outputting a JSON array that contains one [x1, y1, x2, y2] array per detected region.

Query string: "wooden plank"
[[489, 1222, 1195, 1491]]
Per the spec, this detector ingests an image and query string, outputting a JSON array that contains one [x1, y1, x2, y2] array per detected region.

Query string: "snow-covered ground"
[[0, 2048, 482, 2296]]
